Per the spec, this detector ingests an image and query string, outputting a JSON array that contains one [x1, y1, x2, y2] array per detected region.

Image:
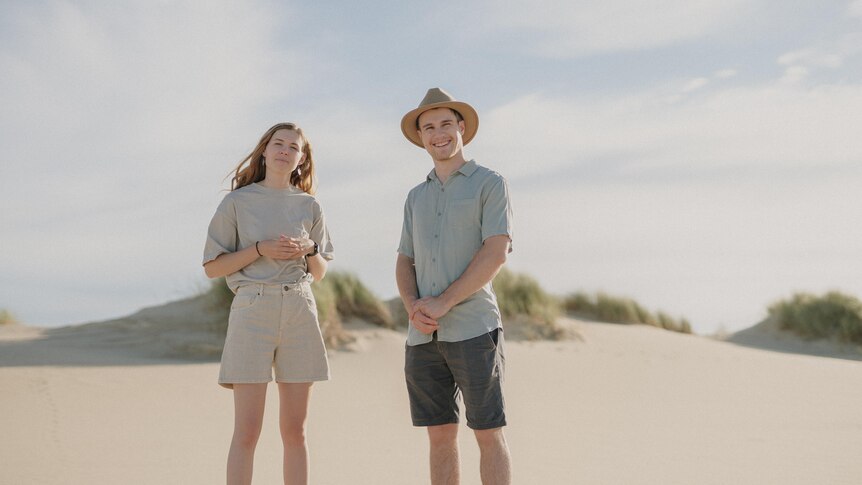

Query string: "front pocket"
[[447, 198, 478, 228], [479, 329, 499, 351], [230, 293, 259, 311]]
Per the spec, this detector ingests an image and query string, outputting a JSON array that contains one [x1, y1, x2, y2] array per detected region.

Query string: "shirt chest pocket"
[[446, 198, 479, 228]]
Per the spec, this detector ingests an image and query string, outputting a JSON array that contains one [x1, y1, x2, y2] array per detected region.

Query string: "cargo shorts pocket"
[[230, 293, 260, 311]]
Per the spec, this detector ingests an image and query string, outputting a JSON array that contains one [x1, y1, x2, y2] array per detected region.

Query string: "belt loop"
[[257, 283, 264, 296]]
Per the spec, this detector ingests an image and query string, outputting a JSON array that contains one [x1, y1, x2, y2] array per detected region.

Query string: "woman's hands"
[[257, 235, 315, 260], [203, 235, 316, 279]]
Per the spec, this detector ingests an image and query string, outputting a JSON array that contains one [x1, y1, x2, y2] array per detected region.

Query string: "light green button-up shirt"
[[398, 160, 514, 346]]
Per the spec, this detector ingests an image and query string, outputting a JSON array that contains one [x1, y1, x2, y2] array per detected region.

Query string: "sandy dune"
[[726, 316, 862, 361], [2, 313, 861, 484]]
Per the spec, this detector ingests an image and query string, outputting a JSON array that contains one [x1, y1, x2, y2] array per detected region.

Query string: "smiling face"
[[262, 128, 305, 176], [417, 107, 466, 163]]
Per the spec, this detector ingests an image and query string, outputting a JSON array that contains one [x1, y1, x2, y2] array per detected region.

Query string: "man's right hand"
[[409, 308, 439, 335]]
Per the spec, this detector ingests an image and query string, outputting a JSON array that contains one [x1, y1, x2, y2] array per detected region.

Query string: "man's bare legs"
[[428, 424, 511, 485], [475, 427, 511, 485], [428, 423, 460, 485], [227, 384, 267, 485], [278, 382, 313, 485]]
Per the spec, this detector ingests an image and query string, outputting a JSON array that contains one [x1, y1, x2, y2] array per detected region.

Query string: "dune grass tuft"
[[308, 276, 355, 348], [492, 268, 567, 340], [318, 272, 394, 329], [386, 298, 410, 329], [768, 291, 862, 344], [564, 291, 691, 334], [206, 278, 234, 313], [0, 308, 17, 325]]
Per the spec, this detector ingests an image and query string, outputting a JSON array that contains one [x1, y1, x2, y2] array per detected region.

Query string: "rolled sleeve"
[[397, 196, 415, 258], [310, 202, 335, 261], [203, 197, 238, 265], [481, 177, 513, 252]]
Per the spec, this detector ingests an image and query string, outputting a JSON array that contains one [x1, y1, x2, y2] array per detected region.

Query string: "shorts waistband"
[[236, 274, 314, 296]]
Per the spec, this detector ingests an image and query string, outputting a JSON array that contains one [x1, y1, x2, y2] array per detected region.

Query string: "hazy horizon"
[[2, 1, 861, 334]]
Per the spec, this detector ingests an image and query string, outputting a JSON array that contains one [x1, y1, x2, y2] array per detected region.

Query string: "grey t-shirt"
[[398, 160, 514, 346], [203, 183, 334, 292]]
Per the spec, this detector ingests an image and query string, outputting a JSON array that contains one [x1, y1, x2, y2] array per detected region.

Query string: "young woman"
[[203, 122, 334, 485]]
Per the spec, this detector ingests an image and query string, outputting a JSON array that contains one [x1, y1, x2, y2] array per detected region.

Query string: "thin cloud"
[[779, 48, 843, 69], [478, 0, 751, 57], [714, 68, 738, 79], [776, 33, 862, 78], [682, 77, 710, 92], [780, 65, 810, 84], [475, 78, 862, 181]]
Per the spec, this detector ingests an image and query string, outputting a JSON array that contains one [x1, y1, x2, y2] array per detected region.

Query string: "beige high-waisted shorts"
[[219, 277, 330, 389]]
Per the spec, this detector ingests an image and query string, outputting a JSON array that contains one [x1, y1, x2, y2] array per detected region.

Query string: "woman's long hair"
[[230, 122, 316, 194]]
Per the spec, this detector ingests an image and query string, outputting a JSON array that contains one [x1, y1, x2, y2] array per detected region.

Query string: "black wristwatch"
[[307, 242, 319, 257]]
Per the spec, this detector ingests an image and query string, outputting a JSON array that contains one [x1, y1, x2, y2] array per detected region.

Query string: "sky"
[[1, 0, 861, 334]]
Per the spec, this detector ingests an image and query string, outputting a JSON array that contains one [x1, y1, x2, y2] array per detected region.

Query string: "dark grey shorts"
[[404, 328, 506, 430]]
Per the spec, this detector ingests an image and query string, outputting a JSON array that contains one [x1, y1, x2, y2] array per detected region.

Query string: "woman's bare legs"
[[227, 383, 268, 485], [278, 382, 313, 485]]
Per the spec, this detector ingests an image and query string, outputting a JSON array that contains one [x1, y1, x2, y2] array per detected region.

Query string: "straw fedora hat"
[[400, 88, 479, 148]]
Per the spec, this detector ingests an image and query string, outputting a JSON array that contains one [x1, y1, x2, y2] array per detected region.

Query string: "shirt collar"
[[426, 159, 478, 183], [457, 159, 478, 177]]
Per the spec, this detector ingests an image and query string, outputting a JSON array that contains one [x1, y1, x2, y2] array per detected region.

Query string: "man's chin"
[[429, 150, 459, 163]]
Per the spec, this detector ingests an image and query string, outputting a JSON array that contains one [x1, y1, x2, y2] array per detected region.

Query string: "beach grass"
[[308, 275, 355, 348], [204, 270, 697, 344], [0, 308, 17, 325], [492, 267, 568, 340], [206, 277, 233, 313], [564, 291, 692, 334], [768, 291, 862, 344], [317, 272, 394, 329]]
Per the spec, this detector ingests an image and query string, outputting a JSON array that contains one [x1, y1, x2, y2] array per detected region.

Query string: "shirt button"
[[283, 285, 289, 291], [434, 234, 438, 238], [437, 212, 442, 216], [432, 258, 436, 262], [432, 283, 436, 287]]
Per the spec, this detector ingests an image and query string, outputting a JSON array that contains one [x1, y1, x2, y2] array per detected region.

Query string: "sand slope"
[[2, 316, 862, 484], [725, 316, 862, 361]]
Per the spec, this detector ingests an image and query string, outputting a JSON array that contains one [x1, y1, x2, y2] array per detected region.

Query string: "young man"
[[396, 88, 514, 485]]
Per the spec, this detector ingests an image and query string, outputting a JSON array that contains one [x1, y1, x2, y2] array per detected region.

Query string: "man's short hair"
[[415, 107, 464, 130]]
